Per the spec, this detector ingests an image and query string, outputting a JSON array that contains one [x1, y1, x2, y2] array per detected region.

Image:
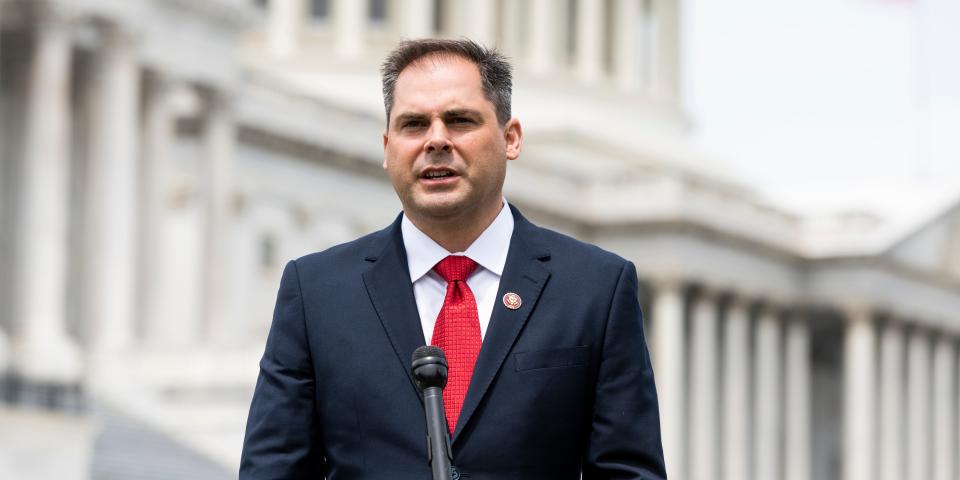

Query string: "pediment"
[[886, 204, 960, 280]]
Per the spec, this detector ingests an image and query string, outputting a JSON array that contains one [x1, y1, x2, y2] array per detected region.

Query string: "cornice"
[[156, 0, 257, 28]]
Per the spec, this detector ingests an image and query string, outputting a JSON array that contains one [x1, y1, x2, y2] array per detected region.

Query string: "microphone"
[[412, 346, 453, 480]]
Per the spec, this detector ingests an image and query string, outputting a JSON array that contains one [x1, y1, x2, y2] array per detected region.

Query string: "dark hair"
[[381, 38, 513, 126]]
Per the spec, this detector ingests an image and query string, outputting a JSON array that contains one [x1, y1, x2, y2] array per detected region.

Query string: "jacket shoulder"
[[292, 224, 391, 273], [533, 224, 630, 272]]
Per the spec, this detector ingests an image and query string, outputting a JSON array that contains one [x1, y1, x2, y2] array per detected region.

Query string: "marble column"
[[12, 12, 83, 384], [843, 306, 876, 480], [613, 0, 641, 91], [200, 92, 238, 346], [138, 74, 177, 347], [784, 315, 811, 480], [652, 0, 680, 101], [84, 26, 141, 381], [334, 0, 364, 60], [462, 0, 496, 46], [722, 297, 750, 480], [498, 0, 524, 58], [400, 0, 433, 38], [651, 279, 684, 480], [528, 0, 559, 76], [931, 335, 954, 480], [957, 348, 960, 480], [878, 321, 904, 480], [0, 327, 8, 374], [576, 0, 605, 84], [905, 329, 931, 480], [0, 4, 6, 378], [754, 306, 782, 480], [688, 289, 718, 480], [267, 0, 303, 58]]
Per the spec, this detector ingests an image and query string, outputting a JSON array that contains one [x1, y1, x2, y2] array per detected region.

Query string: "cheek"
[[392, 139, 424, 162], [455, 133, 499, 157]]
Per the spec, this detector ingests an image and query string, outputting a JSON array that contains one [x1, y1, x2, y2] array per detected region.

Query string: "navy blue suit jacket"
[[240, 206, 666, 479]]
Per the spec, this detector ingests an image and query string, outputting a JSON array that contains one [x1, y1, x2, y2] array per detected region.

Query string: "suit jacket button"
[[450, 466, 461, 480]]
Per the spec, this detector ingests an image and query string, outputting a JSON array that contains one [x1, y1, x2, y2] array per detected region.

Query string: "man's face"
[[383, 54, 521, 226]]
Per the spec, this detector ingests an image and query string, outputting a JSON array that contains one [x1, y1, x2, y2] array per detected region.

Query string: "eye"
[[448, 117, 474, 125], [401, 119, 427, 129]]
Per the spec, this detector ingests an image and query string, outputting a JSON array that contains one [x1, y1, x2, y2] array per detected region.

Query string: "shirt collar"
[[401, 200, 515, 282]]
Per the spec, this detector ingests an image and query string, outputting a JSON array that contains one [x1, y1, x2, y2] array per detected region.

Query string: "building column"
[[0, 327, 8, 374], [333, 0, 364, 60], [462, 0, 496, 46], [878, 320, 905, 480], [906, 329, 931, 480], [267, 0, 303, 59], [613, 0, 641, 91], [754, 306, 782, 480], [843, 306, 876, 480], [931, 334, 955, 480], [528, 0, 559, 76], [200, 91, 238, 346], [688, 289, 718, 480], [957, 345, 960, 480], [84, 26, 141, 383], [400, 0, 433, 38], [722, 297, 750, 480], [576, 0, 605, 84], [652, 0, 680, 102], [784, 314, 811, 480], [498, 0, 524, 58], [138, 74, 178, 348], [11, 12, 83, 385], [651, 279, 684, 480]]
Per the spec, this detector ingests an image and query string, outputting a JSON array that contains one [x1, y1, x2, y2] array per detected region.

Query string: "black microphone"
[[412, 346, 453, 480]]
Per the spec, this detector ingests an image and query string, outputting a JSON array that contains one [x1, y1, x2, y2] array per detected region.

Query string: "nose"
[[424, 119, 452, 154]]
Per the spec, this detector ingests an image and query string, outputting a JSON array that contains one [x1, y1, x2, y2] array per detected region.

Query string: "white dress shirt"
[[401, 201, 514, 343]]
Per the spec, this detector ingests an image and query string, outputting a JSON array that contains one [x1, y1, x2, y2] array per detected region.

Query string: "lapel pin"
[[502, 292, 522, 310]]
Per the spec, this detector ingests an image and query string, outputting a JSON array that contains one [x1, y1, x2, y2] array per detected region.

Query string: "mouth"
[[419, 167, 459, 184]]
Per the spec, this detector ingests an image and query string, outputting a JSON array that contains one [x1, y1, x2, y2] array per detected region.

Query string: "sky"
[[683, 0, 960, 218]]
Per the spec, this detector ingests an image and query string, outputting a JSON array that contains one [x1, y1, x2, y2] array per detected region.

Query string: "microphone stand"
[[412, 346, 454, 480]]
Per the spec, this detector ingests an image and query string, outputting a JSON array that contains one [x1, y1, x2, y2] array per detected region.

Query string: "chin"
[[409, 195, 471, 219]]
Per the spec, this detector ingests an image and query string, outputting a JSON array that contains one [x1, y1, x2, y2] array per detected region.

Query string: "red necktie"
[[431, 255, 481, 434]]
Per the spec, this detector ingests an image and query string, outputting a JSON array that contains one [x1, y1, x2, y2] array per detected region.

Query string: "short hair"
[[381, 38, 513, 126]]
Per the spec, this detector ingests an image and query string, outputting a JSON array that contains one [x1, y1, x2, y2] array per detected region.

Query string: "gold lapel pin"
[[502, 292, 522, 310]]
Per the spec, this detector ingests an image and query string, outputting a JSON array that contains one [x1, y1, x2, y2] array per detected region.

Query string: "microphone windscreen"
[[412, 345, 445, 363]]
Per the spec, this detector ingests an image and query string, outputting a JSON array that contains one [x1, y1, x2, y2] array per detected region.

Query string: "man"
[[240, 39, 665, 479]]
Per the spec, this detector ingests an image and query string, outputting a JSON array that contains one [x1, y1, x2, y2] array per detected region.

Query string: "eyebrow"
[[392, 109, 484, 127], [393, 112, 428, 127], [442, 109, 483, 120]]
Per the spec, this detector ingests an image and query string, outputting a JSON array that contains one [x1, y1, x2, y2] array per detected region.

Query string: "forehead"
[[393, 54, 488, 110]]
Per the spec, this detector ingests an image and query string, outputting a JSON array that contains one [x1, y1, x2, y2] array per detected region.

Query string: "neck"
[[408, 201, 505, 253]]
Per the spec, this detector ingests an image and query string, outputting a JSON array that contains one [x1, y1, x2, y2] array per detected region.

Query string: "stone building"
[[1, 0, 959, 479]]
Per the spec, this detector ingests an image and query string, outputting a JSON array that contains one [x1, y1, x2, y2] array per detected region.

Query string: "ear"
[[382, 130, 389, 169], [503, 118, 523, 161]]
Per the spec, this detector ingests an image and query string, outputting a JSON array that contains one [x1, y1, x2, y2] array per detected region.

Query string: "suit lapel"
[[452, 207, 551, 443], [361, 215, 427, 401]]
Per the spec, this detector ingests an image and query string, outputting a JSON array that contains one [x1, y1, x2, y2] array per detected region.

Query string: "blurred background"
[[0, 0, 958, 479]]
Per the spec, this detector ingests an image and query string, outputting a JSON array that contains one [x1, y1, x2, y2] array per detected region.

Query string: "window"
[[259, 235, 277, 271], [311, 0, 330, 21], [603, 0, 615, 74], [566, 0, 578, 65], [433, 0, 446, 35], [369, 0, 388, 23], [639, 0, 655, 88]]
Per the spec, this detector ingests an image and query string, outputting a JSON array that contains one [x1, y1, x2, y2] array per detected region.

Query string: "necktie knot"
[[433, 255, 478, 283]]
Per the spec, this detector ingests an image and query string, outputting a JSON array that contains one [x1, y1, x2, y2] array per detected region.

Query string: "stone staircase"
[[90, 407, 236, 480]]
